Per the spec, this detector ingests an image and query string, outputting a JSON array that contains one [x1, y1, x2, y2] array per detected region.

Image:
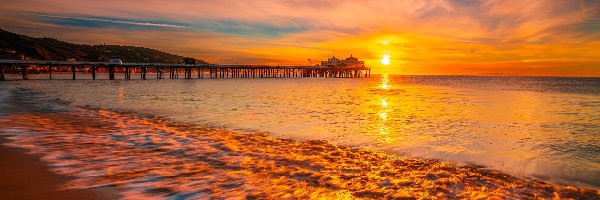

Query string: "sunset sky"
[[1, 0, 599, 76]]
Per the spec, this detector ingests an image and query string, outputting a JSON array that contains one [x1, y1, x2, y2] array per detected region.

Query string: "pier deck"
[[0, 60, 371, 80]]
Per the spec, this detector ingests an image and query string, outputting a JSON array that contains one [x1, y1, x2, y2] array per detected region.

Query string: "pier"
[[0, 60, 371, 80]]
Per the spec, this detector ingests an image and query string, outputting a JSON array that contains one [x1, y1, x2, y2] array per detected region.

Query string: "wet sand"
[[1, 108, 599, 199], [0, 137, 119, 200]]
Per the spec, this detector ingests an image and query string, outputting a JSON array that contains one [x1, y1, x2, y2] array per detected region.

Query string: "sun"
[[380, 54, 391, 66]]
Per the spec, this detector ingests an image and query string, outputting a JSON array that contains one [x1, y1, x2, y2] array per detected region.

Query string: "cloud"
[[21, 13, 192, 29], [194, 20, 307, 37], [0, 0, 599, 75], [21, 12, 308, 38]]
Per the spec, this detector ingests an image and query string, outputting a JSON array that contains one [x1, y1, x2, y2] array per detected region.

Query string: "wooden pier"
[[0, 60, 371, 80]]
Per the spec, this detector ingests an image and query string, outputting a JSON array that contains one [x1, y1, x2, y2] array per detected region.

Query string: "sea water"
[[1, 74, 598, 198]]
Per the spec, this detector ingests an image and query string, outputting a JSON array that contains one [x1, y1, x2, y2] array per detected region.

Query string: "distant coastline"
[[0, 28, 205, 64]]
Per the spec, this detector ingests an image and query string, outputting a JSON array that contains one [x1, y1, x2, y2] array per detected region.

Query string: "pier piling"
[[71, 66, 76, 80], [184, 67, 191, 79], [157, 68, 163, 79], [141, 67, 147, 80], [0, 66, 4, 80], [91, 66, 96, 80], [109, 66, 115, 80], [124, 67, 130, 80], [21, 66, 28, 80]]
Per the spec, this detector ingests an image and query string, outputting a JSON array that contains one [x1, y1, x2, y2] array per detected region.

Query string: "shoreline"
[[1, 86, 599, 198], [1, 108, 599, 198], [0, 137, 120, 200]]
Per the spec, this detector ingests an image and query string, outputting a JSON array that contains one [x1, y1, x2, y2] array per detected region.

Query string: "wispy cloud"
[[21, 12, 307, 38], [21, 12, 191, 29]]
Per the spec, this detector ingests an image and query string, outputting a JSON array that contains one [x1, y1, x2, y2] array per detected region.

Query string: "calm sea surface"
[[1, 73, 599, 197]]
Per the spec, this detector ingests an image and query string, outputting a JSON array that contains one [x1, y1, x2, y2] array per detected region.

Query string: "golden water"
[[0, 74, 599, 198], [1, 109, 598, 199]]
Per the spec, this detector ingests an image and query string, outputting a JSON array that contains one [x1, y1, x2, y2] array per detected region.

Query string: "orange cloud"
[[0, 0, 599, 76]]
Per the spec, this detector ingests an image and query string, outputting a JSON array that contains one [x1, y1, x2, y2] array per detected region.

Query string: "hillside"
[[0, 28, 206, 64]]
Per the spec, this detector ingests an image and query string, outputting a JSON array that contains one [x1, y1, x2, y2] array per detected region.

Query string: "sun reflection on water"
[[375, 75, 395, 144], [379, 74, 391, 90], [381, 99, 388, 107], [378, 111, 387, 120]]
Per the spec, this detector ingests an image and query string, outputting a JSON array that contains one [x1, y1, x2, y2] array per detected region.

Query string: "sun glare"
[[379, 74, 391, 90], [380, 54, 391, 66]]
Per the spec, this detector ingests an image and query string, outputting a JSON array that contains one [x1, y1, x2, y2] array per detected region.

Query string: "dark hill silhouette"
[[0, 28, 206, 64]]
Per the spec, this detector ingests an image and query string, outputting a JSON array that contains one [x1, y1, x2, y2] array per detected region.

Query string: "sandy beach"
[[0, 137, 119, 200], [1, 105, 599, 199]]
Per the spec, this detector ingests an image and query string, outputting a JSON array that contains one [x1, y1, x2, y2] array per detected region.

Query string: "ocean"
[[1, 73, 599, 198]]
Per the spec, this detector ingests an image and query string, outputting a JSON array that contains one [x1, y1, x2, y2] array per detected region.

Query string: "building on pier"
[[320, 55, 364, 67]]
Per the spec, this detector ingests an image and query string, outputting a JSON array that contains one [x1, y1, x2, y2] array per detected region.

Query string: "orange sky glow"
[[1, 0, 599, 76]]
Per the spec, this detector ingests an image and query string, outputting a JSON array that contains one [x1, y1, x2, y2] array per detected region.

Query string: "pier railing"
[[0, 59, 371, 80]]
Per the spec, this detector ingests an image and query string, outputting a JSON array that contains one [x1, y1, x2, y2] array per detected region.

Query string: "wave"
[[0, 88, 598, 199]]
